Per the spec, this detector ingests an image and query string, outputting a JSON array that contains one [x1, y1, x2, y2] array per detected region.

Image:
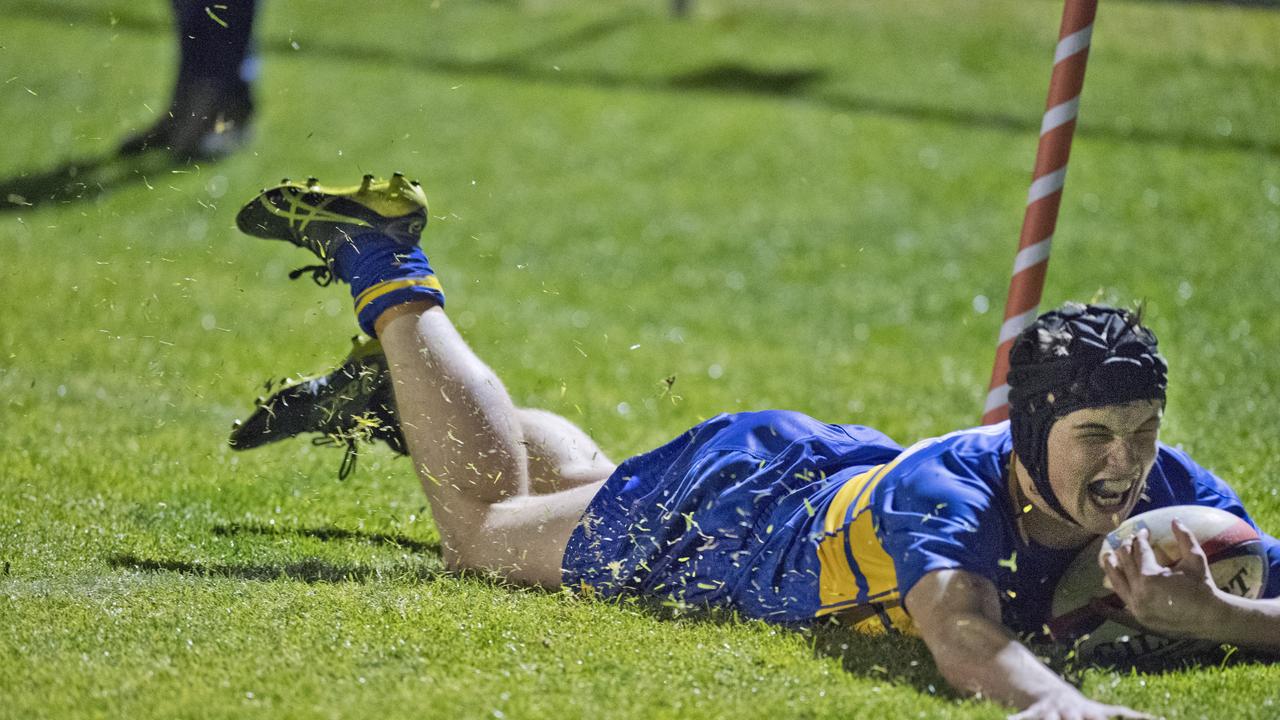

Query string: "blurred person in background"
[[120, 0, 258, 160]]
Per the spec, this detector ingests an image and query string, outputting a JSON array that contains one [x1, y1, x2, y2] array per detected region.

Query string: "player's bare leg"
[[375, 301, 613, 585], [230, 340, 615, 489], [518, 408, 617, 494], [234, 173, 616, 587], [229, 308, 615, 584]]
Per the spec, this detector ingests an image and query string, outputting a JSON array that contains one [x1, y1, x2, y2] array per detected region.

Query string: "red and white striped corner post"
[[981, 0, 1099, 425]]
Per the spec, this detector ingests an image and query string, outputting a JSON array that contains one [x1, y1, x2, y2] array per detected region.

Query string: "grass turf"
[[1, 0, 1278, 717]]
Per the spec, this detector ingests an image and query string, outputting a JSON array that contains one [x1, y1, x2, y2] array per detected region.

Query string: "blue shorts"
[[561, 410, 902, 622]]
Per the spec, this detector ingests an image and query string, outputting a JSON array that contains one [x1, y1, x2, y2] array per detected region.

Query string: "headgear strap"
[[1006, 303, 1167, 524]]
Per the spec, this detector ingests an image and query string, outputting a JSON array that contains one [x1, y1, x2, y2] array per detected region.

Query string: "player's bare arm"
[[1102, 522, 1280, 653], [907, 569, 1152, 720]]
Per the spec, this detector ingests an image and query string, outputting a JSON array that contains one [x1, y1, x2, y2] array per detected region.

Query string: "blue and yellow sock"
[[333, 233, 445, 336]]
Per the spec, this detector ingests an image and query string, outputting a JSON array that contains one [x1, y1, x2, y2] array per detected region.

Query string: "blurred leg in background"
[[120, 0, 259, 160]]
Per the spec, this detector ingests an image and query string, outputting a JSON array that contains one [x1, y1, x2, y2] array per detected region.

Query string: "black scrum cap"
[[1007, 303, 1168, 523]]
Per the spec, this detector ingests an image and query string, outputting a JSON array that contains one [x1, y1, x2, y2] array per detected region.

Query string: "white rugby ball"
[[1048, 505, 1268, 666]]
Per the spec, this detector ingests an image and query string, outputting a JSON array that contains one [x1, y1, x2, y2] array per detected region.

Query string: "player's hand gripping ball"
[[1048, 505, 1268, 666]]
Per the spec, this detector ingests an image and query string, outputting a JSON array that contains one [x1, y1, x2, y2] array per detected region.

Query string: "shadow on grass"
[[622, 596, 1274, 700], [211, 521, 441, 555], [108, 552, 445, 584], [668, 64, 826, 95], [809, 618, 963, 697], [0, 149, 182, 213], [612, 598, 955, 697], [106, 532, 953, 695], [105, 539, 1269, 701], [105, 521, 444, 583], [7, 0, 1275, 160]]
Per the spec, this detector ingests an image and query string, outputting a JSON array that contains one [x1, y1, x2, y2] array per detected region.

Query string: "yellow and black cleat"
[[229, 335, 407, 479], [235, 173, 429, 283]]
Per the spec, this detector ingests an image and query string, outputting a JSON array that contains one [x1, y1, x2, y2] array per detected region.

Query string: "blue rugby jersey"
[[855, 423, 1280, 634], [561, 411, 1280, 634]]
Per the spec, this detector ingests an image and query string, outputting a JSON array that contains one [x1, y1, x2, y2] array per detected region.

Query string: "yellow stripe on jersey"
[[822, 465, 881, 535], [353, 275, 443, 315], [846, 507, 903, 616], [816, 464, 882, 615], [815, 452, 918, 635]]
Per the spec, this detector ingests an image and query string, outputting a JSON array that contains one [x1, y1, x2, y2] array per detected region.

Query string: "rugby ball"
[[1048, 505, 1268, 666]]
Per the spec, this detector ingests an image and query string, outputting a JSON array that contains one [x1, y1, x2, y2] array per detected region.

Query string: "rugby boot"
[[229, 335, 408, 479], [235, 173, 428, 286], [237, 172, 444, 336], [119, 82, 254, 161]]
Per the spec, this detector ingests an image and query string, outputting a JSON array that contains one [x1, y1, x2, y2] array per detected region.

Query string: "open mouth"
[[1087, 479, 1136, 509]]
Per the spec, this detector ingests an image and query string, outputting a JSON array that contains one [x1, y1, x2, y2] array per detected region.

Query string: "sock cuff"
[[355, 276, 445, 336], [354, 275, 444, 316]]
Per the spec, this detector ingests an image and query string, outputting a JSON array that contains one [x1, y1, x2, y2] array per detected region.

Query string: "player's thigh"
[[518, 408, 616, 493]]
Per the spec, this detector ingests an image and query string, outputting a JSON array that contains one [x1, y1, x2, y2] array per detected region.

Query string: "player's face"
[[1044, 399, 1163, 535]]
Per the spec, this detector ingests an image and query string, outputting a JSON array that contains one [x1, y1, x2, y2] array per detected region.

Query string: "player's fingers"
[[1115, 538, 1132, 569], [1095, 550, 1126, 597], [1171, 519, 1210, 573], [1121, 535, 1141, 579], [1116, 537, 1142, 578], [1133, 530, 1164, 575], [1171, 518, 1197, 555], [1100, 552, 1131, 599]]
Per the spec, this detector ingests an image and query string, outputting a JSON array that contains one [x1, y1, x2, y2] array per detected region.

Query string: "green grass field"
[[2, 0, 1279, 717]]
